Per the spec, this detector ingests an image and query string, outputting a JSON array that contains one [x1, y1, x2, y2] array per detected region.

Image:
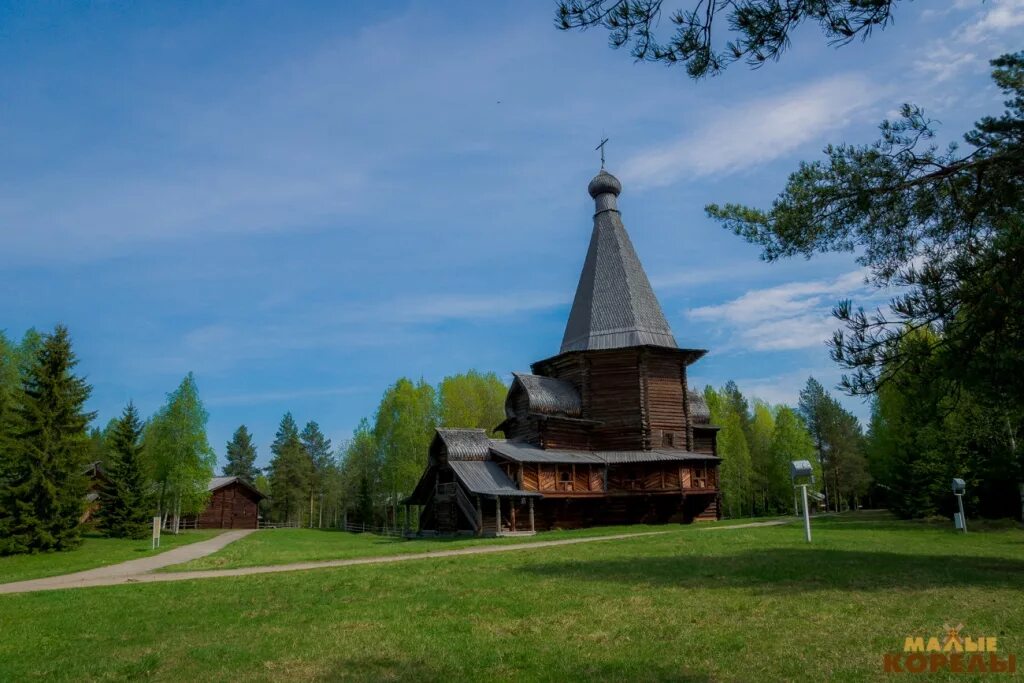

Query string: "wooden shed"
[[405, 169, 721, 534], [193, 476, 265, 529]]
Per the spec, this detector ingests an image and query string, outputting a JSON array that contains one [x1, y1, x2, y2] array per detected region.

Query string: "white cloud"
[[913, 0, 1024, 83], [688, 270, 875, 352], [962, 0, 1024, 42], [913, 43, 981, 82], [619, 74, 884, 188]]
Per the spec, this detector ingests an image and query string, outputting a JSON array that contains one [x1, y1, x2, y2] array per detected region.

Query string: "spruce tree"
[[0, 333, 18, 486], [224, 425, 259, 482], [96, 402, 152, 538], [0, 326, 95, 555], [267, 413, 311, 524]]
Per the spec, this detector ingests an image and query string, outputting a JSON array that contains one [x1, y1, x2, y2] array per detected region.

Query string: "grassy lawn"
[[163, 523, 710, 571], [0, 530, 220, 584], [2, 512, 1021, 681]]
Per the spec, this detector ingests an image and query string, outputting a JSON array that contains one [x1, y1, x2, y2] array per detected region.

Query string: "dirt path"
[[0, 530, 668, 595], [699, 519, 792, 531], [0, 529, 255, 595]]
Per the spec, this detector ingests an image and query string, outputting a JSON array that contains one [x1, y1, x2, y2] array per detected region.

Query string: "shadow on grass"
[[316, 654, 711, 682], [519, 548, 1024, 592]]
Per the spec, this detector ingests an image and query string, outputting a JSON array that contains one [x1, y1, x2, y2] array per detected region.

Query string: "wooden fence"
[[343, 522, 404, 537], [258, 520, 302, 529]]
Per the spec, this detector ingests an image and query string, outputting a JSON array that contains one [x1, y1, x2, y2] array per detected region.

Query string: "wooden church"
[[405, 169, 720, 535]]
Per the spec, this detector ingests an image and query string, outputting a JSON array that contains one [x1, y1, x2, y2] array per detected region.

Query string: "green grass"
[[163, 523, 699, 571], [2, 512, 1021, 682], [0, 530, 220, 584]]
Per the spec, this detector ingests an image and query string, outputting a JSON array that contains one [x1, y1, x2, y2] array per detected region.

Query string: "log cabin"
[[184, 476, 265, 529], [405, 168, 720, 536]]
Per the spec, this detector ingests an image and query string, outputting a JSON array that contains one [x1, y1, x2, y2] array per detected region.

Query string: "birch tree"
[[146, 373, 215, 532]]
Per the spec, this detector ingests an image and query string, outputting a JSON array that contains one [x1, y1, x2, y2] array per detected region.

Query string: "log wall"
[[538, 418, 591, 450], [583, 350, 645, 450], [642, 350, 687, 450], [196, 483, 261, 529]]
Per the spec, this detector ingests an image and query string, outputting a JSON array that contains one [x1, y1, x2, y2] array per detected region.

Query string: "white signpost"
[[152, 516, 162, 550], [952, 478, 967, 533], [790, 460, 815, 543]]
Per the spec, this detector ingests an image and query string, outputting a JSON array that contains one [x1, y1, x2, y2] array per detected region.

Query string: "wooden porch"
[[407, 481, 537, 537]]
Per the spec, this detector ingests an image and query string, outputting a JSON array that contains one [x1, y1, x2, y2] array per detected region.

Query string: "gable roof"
[[509, 372, 581, 417], [560, 170, 677, 354], [208, 476, 266, 500], [83, 461, 109, 482]]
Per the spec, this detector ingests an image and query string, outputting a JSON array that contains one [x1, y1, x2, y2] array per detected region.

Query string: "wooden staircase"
[[433, 482, 480, 534]]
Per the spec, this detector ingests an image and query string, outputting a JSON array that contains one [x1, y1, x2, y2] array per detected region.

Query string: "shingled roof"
[[688, 390, 711, 424], [208, 476, 266, 499], [560, 169, 678, 354], [509, 372, 582, 417], [433, 428, 492, 460], [449, 460, 542, 498]]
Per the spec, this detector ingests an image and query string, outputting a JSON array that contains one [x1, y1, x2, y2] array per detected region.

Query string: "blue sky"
[[1, 1, 1020, 469]]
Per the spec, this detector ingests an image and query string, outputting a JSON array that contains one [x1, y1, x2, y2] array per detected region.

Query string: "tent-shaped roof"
[[560, 170, 678, 354]]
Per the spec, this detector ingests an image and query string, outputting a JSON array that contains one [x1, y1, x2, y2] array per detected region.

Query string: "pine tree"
[[223, 425, 259, 482], [798, 377, 832, 507], [0, 333, 18, 483], [0, 326, 95, 555], [96, 402, 152, 538], [0, 330, 42, 487], [267, 413, 311, 525], [300, 421, 333, 528]]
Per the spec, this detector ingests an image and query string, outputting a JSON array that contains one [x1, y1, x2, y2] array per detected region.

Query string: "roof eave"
[[531, 345, 707, 372], [209, 477, 267, 500]]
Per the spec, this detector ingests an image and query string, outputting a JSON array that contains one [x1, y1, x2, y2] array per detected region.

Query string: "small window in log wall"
[[623, 467, 642, 490], [692, 466, 708, 489], [662, 431, 675, 447], [558, 466, 574, 492]]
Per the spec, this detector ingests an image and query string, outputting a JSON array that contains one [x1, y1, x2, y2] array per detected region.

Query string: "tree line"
[[257, 371, 507, 528], [0, 326, 216, 555], [704, 378, 866, 518], [2, 321, 1016, 558]]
